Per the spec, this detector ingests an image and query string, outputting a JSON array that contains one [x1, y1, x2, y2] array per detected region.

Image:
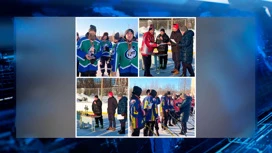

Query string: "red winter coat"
[[174, 98, 183, 112], [140, 31, 158, 56]]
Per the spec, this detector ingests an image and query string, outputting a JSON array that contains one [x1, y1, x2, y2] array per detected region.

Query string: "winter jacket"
[[179, 30, 194, 64], [112, 41, 138, 75], [170, 31, 182, 52], [173, 98, 183, 112], [117, 96, 128, 115], [167, 96, 174, 111], [161, 95, 168, 111], [156, 33, 170, 54], [178, 96, 192, 122], [143, 96, 160, 122], [100, 40, 113, 57], [130, 95, 145, 129], [140, 32, 158, 56], [92, 99, 102, 116], [107, 96, 118, 114]]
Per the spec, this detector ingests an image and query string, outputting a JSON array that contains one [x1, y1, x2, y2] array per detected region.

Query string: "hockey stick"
[[144, 124, 158, 137], [160, 123, 179, 136]]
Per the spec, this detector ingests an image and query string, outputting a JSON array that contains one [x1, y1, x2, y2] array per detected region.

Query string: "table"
[[80, 115, 96, 132], [152, 53, 167, 74]]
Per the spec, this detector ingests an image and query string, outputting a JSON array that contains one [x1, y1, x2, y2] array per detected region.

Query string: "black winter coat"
[[156, 33, 170, 53], [179, 96, 192, 122], [92, 99, 102, 116], [107, 96, 118, 114], [170, 31, 182, 52], [179, 30, 194, 64], [117, 96, 128, 115]]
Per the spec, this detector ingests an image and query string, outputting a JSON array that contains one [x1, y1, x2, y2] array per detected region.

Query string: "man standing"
[[100, 32, 113, 76], [92, 95, 103, 129], [77, 25, 102, 77], [177, 93, 192, 135], [156, 29, 170, 69], [130, 86, 145, 136], [160, 93, 169, 130], [117, 94, 128, 134], [168, 24, 182, 75], [143, 89, 158, 136], [111, 32, 124, 76], [107, 92, 118, 131], [112, 29, 138, 76], [179, 26, 195, 77], [140, 25, 158, 76]]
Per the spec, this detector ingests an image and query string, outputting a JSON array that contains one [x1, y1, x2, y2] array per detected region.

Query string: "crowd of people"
[[140, 23, 195, 77], [77, 25, 138, 77], [91, 92, 128, 134], [129, 86, 195, 136]]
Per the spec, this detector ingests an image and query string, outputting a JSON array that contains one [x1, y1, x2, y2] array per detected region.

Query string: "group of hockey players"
[[77, 24, 138, 77], [140, 23, 195, 77], [91, 92, 128, 134], [130, 86, 195, 136]]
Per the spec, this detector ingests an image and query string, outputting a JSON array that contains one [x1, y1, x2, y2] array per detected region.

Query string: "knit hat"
[[146, 89, 150, 94], [180, 26, 188, 32], [95, 95, 98, 98], [150, 89, 157, 97], [89, 25, 97, 32], [125, 29, 134, 35], [108, 91, 113, 97], [160, 29, 165, 32], [114, 32, 120, 40], [167, 91, 171, 95], [132, 86, 142, 97], [173, 24, 179, 30]]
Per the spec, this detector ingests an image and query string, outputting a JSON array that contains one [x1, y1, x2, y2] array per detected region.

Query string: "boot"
[[101, 125, 103, 129], [106, 127, 111, 130], [171, 69, 177, 73], [173, 71, 179, 75], [119, 127, 125, 134], [95, 124, 99, 128]]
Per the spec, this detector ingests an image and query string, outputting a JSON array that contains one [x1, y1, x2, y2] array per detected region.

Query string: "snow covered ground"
[[128, 114, 195, 137], [139, 52, 196, 77], [77, 114, 128, 137]]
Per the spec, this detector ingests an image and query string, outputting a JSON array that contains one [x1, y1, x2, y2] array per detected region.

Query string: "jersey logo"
[[125, 46, 137, 60]]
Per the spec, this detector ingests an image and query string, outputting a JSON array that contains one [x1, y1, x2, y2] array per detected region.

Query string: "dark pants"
[[100, 56, 111, 76], [168, 111, 175, 125], [120, 73, 138, 77], [108, 113, 116, 128], [155, 119, 159, 136], [132, 128, 140, 136], [143, 55, 152, 76], [144, 121, 155, 136], [181, 122, 187, 133], [81, 71, 96, 77], [181, 62, 195, 76], [172, 51, 180, 71], [162, 110, 169, 128], [159, 55, 168, 68], [95, 116, 103, 126]]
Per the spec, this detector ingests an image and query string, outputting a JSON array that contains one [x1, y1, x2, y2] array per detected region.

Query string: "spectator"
[[107, 92, 118, 131], [117, 94, 128, 134], [156, 29, 170, 69], [92, 95, 103, 129]]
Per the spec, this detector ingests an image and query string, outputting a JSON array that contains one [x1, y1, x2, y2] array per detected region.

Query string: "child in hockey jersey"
[[77, 25, 102, 76], [112, 29, 138, 77], [100, 32, 112, 76]]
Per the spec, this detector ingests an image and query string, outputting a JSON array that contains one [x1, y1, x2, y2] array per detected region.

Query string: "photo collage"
[[76, 17, 196, 138]]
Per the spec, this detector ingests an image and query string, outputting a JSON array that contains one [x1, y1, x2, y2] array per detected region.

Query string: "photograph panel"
[[128, 78, 196, 137], [76, 17, 139, 77], [139, 18, 196, 77], [76, 78, 129, 137]]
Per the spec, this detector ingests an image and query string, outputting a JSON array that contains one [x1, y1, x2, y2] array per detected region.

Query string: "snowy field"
[[139, 52, 196, 77], [129, 115, 195, 137], [77, 114, 128, 137]]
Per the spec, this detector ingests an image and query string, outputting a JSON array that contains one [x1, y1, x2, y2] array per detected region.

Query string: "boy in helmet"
[[112, 29, 138, 77]]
